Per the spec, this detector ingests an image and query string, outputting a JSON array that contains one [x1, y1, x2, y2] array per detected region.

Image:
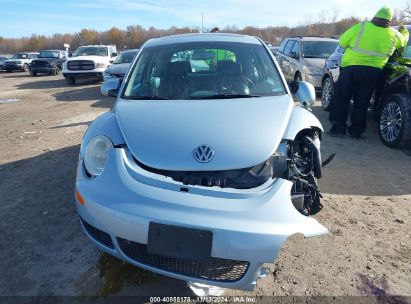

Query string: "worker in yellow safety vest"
[[329, 6, 409, 138]]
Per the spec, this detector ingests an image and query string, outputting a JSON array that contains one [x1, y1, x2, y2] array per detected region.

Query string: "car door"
[[288, 40, 301, 81], [276, 40, 287, 74], [281, 40, 296, 81]]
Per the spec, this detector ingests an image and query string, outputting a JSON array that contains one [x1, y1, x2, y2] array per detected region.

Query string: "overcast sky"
[[0, 0, 408, 38]]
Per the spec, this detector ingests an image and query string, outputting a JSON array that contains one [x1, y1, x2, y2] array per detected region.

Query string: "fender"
[[79, 111, 125, 158], [282, 106, 323, 140]]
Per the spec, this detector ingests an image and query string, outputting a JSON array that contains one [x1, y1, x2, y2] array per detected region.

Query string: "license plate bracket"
[[147, 223, 212, 262]]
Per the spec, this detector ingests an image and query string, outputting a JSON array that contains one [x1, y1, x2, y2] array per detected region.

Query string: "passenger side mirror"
[[101, 78, 120, 97], [289, 52, 298, 59], [290, 81, 316, 108]]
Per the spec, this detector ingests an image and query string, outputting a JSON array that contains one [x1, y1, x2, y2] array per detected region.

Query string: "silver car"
[[103, 49, 139, 81], [76, 33, 328, 292], [276, 36, 338, 91]]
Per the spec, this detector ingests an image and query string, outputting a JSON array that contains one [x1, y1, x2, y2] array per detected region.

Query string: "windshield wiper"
[[127, 95, 169, 100], [192, 93, 261, 99]]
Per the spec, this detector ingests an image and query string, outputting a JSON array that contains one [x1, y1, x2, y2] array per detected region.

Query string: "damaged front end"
[[134, 127, 328, 217]]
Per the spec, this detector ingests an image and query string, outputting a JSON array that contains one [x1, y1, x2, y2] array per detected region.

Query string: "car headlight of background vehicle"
[[95, 62, 106, 68], [307, 66, 323, 76], [84, 135, 113, 176]]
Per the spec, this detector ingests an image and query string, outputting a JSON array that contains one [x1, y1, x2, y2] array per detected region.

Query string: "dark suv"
[[320, 26, 411, 148], [29, 50, 68, 76]]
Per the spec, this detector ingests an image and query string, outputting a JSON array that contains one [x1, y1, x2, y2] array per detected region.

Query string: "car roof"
[[287, 36, 338, 42], [145, 33, 262, 48]]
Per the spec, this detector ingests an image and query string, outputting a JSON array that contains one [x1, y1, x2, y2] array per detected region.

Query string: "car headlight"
[[95, 62, 106, 68], [308, 66, 323, 76], [84, 135, 113, 176], [63, 62, 67, 69]]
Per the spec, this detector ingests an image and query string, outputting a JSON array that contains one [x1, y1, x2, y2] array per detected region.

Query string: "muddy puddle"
[[97, 253, 158, 296]]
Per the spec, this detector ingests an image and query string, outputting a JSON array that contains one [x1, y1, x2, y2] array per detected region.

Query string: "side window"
[[278, 40, 287, 54], [283, 40, 295, 56], [291, 42, 300, 57]]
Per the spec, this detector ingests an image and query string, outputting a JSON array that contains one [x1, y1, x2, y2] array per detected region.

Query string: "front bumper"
[[5, 63, 23, 71], [75, 148, 328, 290], [304, 73, 323, 91], [31, 67, 55, 74], [63, 67, 105, 79]]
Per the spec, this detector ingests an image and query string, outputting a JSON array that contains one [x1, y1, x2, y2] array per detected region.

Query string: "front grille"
[[80, 218, 114, 249], [32, 61, 50, 68], [68, 60, 94, 71], [117, 237, 249, 282]]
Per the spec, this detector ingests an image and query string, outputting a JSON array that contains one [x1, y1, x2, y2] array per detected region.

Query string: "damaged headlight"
[[84, 135, 113, 176]]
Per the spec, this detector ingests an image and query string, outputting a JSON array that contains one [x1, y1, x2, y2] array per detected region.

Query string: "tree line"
[[1, 8, 410, 54]]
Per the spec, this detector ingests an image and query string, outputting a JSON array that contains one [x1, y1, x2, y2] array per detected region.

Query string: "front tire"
[[378, 94, 411, 148], [30, 70, 37, 77], [65, 77, 76, 85], [23, 64, 29, 72], [321, 76, 334, 111]]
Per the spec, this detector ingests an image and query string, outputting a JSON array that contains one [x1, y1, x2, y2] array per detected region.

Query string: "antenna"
[[202, 12, 204, 33]]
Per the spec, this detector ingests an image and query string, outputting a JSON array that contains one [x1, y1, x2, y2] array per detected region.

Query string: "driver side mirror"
[[111, 52, 117, 58], [101, 78, 121, 97], [289, 51, 299, 59], [290, 81, 316, 108], [68, 53, 72, 57]]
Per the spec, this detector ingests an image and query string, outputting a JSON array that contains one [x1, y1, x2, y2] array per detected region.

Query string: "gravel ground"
[[0, 72, 410, 299]]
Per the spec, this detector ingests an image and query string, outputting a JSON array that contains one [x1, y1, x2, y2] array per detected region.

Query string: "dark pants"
[[329, 65, 382, 137]]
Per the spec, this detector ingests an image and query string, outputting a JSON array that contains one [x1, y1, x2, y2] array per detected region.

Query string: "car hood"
[[32, 58, 59, 63], [304, 58, 326, 69], [5, 59, 24, 63], [68, 55, 107, 62], [115, 95, 293, 171], [105, 63, 130, 76]]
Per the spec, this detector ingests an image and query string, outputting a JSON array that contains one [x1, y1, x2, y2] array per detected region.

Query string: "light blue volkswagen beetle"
[[75, 33, 328, 291]]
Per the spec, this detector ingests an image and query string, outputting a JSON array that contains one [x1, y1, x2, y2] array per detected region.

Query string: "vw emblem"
[[193, 145, 214, 163]]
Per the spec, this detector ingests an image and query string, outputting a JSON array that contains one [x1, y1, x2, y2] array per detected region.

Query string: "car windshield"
[[16, 53, 28, 59], [123, 41, 286, 100], [73, 46, 107, 57], [113, 51, 138, 64], [39, 51, 60, 58], [0, 56, 9, 61], [302, 41, 339, 58]]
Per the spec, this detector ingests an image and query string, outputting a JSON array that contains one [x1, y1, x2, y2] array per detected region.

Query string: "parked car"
[[320, 45, 344, 111], [62, 45, 117, 85], [103, 49, 139, 81], [76, 33, 329, 292], [4, 52, 39, 72], [320, 25, 411, 148], [0, 55, 11, 70], [29, 50, 68, 76], [276, 36, 338, 91]]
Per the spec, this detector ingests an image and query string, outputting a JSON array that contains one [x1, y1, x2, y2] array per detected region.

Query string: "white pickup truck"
[[62, 45, 117, 85]]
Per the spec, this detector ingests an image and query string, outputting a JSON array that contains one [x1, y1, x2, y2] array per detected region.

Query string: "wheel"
[[23, 64, 29, 72], [65, 77, 76, 85], [30, 70, 37, 77], [378, 94, 411, 148], [294, 72, 302, 82], [54, 68, 60, 76], [321, 76, 334, 111], [6, 69, 12, 73]]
